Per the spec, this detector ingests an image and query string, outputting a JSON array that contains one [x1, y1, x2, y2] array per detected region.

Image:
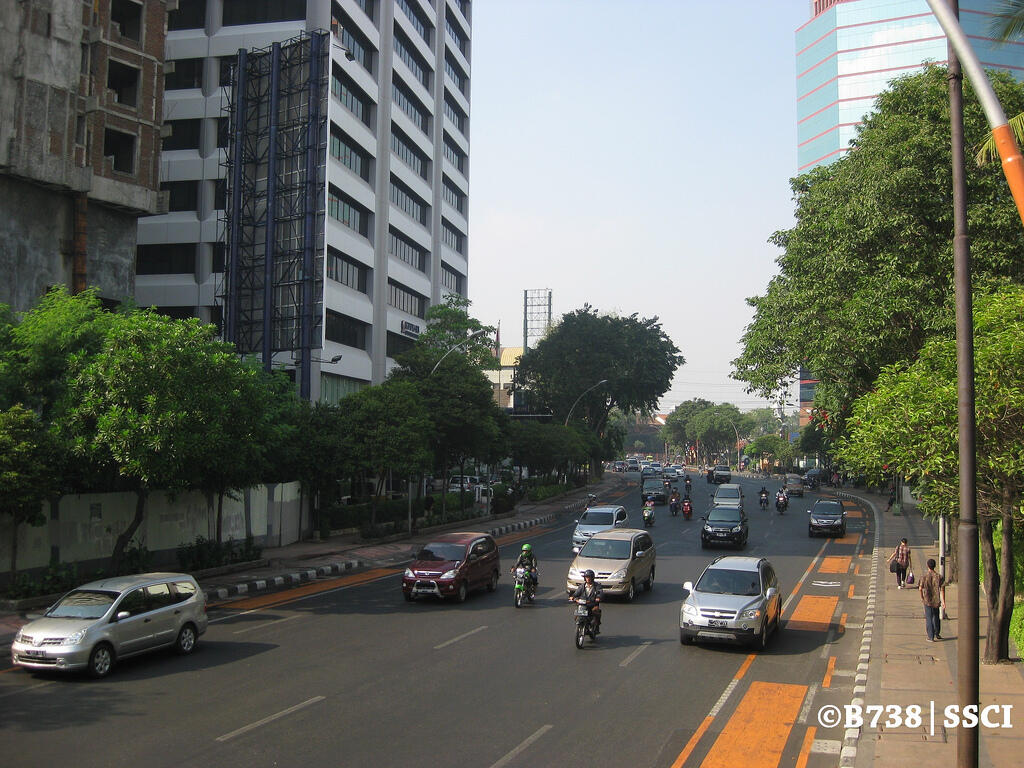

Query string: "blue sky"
[[466, 1, 810, 413]]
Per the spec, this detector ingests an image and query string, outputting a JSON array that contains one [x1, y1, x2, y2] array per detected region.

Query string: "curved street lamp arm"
[[429, 328, 486, 376], [564, 379, 609, 426]]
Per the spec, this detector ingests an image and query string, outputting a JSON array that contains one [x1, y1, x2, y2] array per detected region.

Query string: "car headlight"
[[404, 568, 414, 578], [440, 568, 459, 579], [682, 603, 698, 617], [14, 630, 26, 643], [704, 523, 712, 532], [741, 607, 762, 620], [732, 525, 742, 533], [568, 568, 580, 579], [611, 569, 627, 580], [66, 629, 87, 645]]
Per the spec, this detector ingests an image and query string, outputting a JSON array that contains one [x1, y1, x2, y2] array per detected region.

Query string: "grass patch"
[[1011, 601, 1024, 657]]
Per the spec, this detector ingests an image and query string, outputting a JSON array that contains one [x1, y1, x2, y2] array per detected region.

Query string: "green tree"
[[661, 398, 714, 454], [734, 67, 1024, 438], [62, 310, 252, 573], [690, 404, 749, 466], [516, 306, 683, 474], [282, 401, 351, 527], [0, 405, 61, 577], [747, 434, 790, 470], [837, 286, 1024, 662]]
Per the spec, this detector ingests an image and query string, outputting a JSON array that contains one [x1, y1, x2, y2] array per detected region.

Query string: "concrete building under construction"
[[0, 0, 169, 312]]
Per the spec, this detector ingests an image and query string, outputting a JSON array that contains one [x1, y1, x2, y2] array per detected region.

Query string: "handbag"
[[889, 560, 898, 574], [906, 570, 915, 585]]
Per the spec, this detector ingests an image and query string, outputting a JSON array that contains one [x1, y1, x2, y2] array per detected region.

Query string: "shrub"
[[176, 535, 263, 571]]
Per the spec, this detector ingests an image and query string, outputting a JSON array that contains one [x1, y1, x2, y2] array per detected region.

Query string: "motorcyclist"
[[681, 494, 693, 517], [643, 498, 655, 525], [776, 487, 788, 512], [571, 569, 602, 635], [669, 488, 681, 514], [684, 475, 692, 494], [511, 543, 539, 586], [759, 486, 770, 509]]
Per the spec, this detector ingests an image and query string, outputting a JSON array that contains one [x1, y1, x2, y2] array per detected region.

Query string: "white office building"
[[136, 0, 471, 400]]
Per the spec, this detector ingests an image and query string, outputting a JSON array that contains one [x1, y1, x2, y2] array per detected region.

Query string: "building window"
[[217, 116, 230, 148], [161, 181, 199, 212], [136, 243, 196, 275], [214, 178, 227, 210], [103, 128, 136, 174], [332, 64, 372, 127], [222, 0, 305, 26], [442, 219, 464, 254], [391, 78, 428, 135], [329, 124, 371, 181], [388, 228, 427, 272], [443, 134, 465, 173], [168, 0, 206, 30], [165, 58, 204, 90], [446, 13, 468, 57], [325, 310, 369, 350], [328, 185, 370, 237], [326, 247, 369, 293], [162, 118, 201, 151], [443, 176, 465, 214], [455, 0, 470, 21], [390, 126, 427, 179], [394, 29, 429, 90], [331, 6, 373, 71], [107, 60, 140, 108], [111, 0, 143, 43], [212, 242, 226, 272], [387, 331, 416, 358], [395, 0, 430, 45], [388, 280, 426, 318], [444, 93, 465, 134], [352, 0, 375, 21], [320, 372, 368, 404], [390, 178, 427, 225], [444, 54, 466, 94], [219, 56, 234, 87], [441, 262, 464, 295]]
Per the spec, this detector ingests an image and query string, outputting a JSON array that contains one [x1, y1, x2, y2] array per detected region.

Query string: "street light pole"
[[429, 329, 486, 376], [564, 379, 608, 426]]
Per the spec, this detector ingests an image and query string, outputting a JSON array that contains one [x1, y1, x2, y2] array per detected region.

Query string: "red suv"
[[402, 532, 501, 603]]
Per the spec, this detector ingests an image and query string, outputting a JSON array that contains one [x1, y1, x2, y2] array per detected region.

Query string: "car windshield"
[[46, 590, 119, 619], [696, 568, 762, 596], [715, 487, 740, 499], [417, 542, 466, 561], [707, 507, 742, 523], [642, 480, 664, 490], [579, 510, 615, 525], [579, 538, 632, 560], [813, 503, 844, 517]]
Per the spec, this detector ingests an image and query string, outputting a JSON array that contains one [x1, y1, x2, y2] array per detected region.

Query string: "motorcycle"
[[776, 495, 788, 514], [574, 599, 598, 648], [684, 478, 692, 495], [513, 566, 536, 608], [642, 500, 655, 527], [759, 492, 769, 511], [682, 498, 693, 520], [669, 496, 680, 516]]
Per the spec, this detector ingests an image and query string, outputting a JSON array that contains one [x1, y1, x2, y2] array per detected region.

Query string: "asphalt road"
[[1, 472, 873, 768]]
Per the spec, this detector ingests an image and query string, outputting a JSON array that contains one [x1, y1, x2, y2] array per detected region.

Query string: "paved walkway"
[[839, 488, 1024, 768], [0, 474, 631, 647]]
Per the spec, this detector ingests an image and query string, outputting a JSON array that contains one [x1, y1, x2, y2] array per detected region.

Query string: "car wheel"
[[487, 571, 498, 592], [625, 579, 636, 602], [174, 623, 197, 655], [455, 581, 468, 603], [808, 528, 814, 537], [680, 628, 693, 645], [88, 643, 114, 679], [700, 538, 707, 549], [404, 591, 415, 602], [754, 618, 769, 651]]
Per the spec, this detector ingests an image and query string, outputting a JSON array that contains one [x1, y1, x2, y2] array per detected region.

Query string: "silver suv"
[[11, 572, 208, 678], [571, 505, 628, 553], [679, 556, 781, 649]]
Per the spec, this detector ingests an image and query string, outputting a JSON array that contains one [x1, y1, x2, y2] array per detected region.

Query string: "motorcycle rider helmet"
[[521, 543, 532, 552], [583, 569, 596, 581]]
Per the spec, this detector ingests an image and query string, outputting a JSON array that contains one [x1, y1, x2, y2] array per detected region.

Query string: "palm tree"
[[974, 1, 1024, 164]]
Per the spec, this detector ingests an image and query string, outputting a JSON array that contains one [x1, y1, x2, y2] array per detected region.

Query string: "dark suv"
[[808, 499, 847, 537], [701, 504, 749, 549], [403, 532, 500, 602]]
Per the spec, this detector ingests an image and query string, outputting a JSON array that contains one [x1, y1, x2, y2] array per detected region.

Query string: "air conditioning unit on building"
[[164, 60, 176, 74], [84, 26, 103, 44], [160, 123, 173, 138]]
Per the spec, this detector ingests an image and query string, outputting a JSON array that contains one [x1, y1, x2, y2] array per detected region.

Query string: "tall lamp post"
[[564, 379, 608, 426], [429, 329, 485, 375], [726, 420, 741, 470]]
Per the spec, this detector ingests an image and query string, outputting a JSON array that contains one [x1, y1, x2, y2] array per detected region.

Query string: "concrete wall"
[[0, 482, 306, 582]]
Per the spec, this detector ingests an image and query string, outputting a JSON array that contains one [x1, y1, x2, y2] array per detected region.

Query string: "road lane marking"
[[819, 556, 851, 574], [619, 641, 652, 667], [232, 614, 302, 635], [670, 654, 755, 767], [797, 682, 819, 724], [839, 612, 848, 634], [497, 527, 552, 547], [782, 539, 829, 614], [699, 681, 807, 767], [735, 653, 756, 681], [488, 724, 553, 768], [672, 715, 714, 768], [795, 726, 817, 768], [822, 656, 836, 688], [434, 625, 487, 650], [810, 580, 841, 588], [0, 680, 53, 698], [215, 696, 325, 742], [786, 595, 839, 632], [848, 583, 855, 598]]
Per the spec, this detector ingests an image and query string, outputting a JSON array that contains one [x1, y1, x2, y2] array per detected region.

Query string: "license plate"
[[23, 649, 47, 658], [708, 619, 727, 628], [575, 605, 589, 617], [716, 531, 728, 537]]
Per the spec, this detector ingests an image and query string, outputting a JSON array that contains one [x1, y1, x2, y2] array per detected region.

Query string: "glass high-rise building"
[[796, 0, 1024, 171]]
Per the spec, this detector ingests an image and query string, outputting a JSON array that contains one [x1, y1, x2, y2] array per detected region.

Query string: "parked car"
[[712, 465, 732, 484], [11, 573, 208, 678], [701, 504, 749, 549], [448, 475, 481, 491], [679, 556, 781, 649], [566, 529, 656, 601], [571, 505, 629, 552], [403, 532, 500, 602], [802, 467, 826, 488], [785, 473, 805, 497], [808, 499, 847, 537]]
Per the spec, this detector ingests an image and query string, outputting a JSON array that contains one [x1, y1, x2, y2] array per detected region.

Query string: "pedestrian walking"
[[887, 537, 912, 588], [919, 558, 944, 641]]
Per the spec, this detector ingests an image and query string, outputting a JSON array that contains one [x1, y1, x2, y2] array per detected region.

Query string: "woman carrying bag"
[[887, 537, 912, 588]]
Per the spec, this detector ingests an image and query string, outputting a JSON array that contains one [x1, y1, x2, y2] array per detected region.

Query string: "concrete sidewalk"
[[0, 474, 630, 648], [843, 489, 1024, 768]]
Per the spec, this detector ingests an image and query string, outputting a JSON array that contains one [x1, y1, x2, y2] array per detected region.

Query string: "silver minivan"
[[11, 572, 208, 678]]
